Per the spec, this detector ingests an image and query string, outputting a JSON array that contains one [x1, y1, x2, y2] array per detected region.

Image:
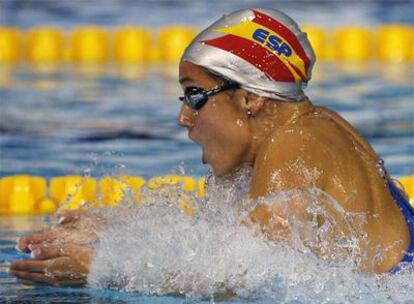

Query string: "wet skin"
[[10, 209, 103, 286], [10, 61, 410, 286], [178, 61, 409, 273]]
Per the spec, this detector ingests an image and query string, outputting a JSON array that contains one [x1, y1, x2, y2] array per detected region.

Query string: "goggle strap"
[[205, 82, 238, 97]]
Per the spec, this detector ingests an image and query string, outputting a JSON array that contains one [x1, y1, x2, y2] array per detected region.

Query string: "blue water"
[[1, 0, 413, 28], [1, 63, 413, 179], [1, 1, 414, 303]]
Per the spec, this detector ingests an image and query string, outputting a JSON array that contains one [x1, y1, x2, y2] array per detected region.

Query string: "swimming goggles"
[[179, 82, 239, 110]]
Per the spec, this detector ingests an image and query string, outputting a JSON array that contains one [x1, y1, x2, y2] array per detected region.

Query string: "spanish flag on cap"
[[182, 8, 315, 102]]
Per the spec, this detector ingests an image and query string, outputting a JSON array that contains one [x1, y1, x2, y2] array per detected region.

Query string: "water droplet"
[[177, 161, 186, 175]]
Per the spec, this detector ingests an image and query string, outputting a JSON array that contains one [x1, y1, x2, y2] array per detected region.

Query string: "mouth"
[[201, 151, 207, 164], [187, 127, 194, 140], [186, 129, 207, 164]]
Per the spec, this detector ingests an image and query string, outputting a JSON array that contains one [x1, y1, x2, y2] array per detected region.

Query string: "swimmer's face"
[[177, 61, 252, 176]]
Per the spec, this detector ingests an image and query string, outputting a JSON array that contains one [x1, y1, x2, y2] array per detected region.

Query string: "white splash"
[[87, 167, 414, 302]]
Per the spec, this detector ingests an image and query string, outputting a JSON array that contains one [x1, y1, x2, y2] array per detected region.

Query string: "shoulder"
[[250, 123, 332, 198], [258, 122, 333, 169]]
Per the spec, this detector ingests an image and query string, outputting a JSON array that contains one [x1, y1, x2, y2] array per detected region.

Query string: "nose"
[[177, 104, 195, 128]]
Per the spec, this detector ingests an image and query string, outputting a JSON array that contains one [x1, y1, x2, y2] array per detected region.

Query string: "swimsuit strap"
[[376, 158, 388, 180]]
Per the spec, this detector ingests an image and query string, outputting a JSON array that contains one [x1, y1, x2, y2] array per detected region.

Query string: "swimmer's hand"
[[10, 242, 93, 286], [17, 209, 105, 253], [10, 210, 102, 286]]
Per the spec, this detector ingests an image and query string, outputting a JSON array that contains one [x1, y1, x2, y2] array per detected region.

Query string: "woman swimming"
[[10, 8, 413, 286]]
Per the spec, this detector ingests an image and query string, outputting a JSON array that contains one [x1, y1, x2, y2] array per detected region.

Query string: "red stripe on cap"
[[204, 34, 295, 82], [252, 9, 311, 74]]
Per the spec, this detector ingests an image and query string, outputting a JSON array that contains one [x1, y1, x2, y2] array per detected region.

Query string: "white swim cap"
[[182, 8, 315, 101]]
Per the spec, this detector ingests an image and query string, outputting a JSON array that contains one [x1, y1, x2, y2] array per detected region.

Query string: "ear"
[[232, 90, 265, 116], [245, 95, 266, 117]]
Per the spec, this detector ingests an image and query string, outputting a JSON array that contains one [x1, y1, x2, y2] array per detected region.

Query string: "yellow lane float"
[[71, 27, 109, 63], [147, 175, 203, 215], [0, 175, 412, 216], [1, 25, 414, 64], [301, 25, 334, 61], [159, 26, 198, 62], [100, 175, 146, 206], [399, 176, 414, 207], [0, 175, 54, 215], [50, 176, 97, 210], [0, 175, 207, 215], [334, 26, 372, 62], [26, 27, 64, 63], [376, 24, 414, 63], [114, 27, 152, 63], [0, 27, 21, 64]]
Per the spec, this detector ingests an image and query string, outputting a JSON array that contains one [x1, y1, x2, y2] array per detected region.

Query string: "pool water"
[[1, 1, 414, 303], [1, 62, 413, 303], [1, 63, 413, 178]]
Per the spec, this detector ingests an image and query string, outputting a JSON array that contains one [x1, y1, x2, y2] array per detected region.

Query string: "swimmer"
[[10, 8, 413, 286]]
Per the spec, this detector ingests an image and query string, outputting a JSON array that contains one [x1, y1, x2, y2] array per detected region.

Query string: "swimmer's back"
[[304, 106, 410, 272], [308, 107, 392, 208], [250, 103, 410, 273]]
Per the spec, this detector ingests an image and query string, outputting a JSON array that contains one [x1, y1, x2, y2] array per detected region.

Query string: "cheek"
[[210, 122, 251, 176], [195, 115, 231, 144], [190, 107, 221, 142], [191, 101, 250, 150], [216, 109, 250, 144], [206, 116, 251, 154]]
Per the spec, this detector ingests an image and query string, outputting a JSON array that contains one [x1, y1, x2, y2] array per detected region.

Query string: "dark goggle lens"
[[180, 87, 208, 110]]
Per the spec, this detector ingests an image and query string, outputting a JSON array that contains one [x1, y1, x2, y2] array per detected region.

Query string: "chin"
[[203, 151, 236, 177], [210, 163, 232, 177]]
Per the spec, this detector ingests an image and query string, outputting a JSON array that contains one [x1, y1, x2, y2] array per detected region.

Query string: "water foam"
[[87, 167, 414, 302]]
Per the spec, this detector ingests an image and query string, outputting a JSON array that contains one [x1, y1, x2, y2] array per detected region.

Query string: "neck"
[[261, 98, 314, 125], [245, 98, 314, 164]]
